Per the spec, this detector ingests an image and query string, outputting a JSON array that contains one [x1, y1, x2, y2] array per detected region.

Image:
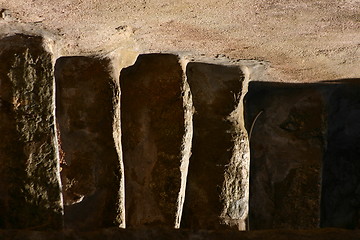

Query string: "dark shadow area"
[[244, 79, 360, 230]]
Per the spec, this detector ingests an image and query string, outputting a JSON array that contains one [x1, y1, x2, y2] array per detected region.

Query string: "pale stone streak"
[[220, 66, 251, 231], [107, 48, 139, 228], [175, 58, 194, 228]]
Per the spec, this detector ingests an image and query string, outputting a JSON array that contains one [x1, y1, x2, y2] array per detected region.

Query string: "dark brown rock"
[[120, 54, 186, 227], [55, 56, 124, 229], [245, 82, 325, 229], [0, 34, 62, 229], [321, 82, 360, 229], [182, 62, 248, 230]]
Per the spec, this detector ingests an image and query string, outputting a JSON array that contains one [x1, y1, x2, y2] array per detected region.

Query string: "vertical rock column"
[[55, 56, 124, 229], [120, 54, 187, 228], [0, 35, 63, 229], [182, 62, 250, 230]]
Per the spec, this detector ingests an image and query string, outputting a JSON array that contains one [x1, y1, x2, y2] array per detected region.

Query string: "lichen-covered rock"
[[55, 56, 124, 229], [120, 54, 186, 227], [182, 62, 249, 230], [0, 34, 63, 229]]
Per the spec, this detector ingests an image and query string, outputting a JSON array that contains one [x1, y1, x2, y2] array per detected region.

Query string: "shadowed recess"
[[55, 56, 123, 229], [245, 79, 360, 230], [120, 53, 185, 228]]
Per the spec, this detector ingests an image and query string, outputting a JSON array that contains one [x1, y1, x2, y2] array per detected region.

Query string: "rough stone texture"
[[182, 62, 249, 230], [2, 0, 360, 84], [245, 82, 326, 230], [0, 34, 62, 229], [120, 54, 186, 227], [55, 56, 124, 229], [321, 81, 360, 229], [0, 228, 360, 240]]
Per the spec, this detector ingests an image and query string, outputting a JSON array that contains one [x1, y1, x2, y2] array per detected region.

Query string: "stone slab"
[[120, 54, 185, 227], [0, 34, 62, 229], [55, 56, 123, 229]]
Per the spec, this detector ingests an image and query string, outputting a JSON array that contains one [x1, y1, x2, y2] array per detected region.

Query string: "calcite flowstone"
[[182, 62, 249, 230], [0, 34, 63, 229], [55, 56, 124, 229], [120, 54, 187, 227]]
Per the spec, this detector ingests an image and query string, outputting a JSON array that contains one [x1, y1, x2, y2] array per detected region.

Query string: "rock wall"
[[0, 34, 63, 229], [55, 56, 124, 229], [2, 33, 360, 235], [321, 81, 360, 229], [181, 62, 250, 230], [0, 35, 253, 230], [245, 82, 325, 230], [245, 80, 360, 230], [120, 54, 186, 228]]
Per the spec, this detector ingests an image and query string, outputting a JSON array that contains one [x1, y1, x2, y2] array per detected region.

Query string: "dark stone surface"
[[55, 56, 123, 229], [321, 82, 360, 229], [246, 80, 360, 230], [120, 54, 185, 227], [245, 82, 325, 230], [181, 62, 244, 230], [0, 34, 62, 229], [0, 228, 359, 240]]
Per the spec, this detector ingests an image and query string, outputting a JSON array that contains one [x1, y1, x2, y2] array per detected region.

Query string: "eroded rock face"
[[120, 54, 186, 227], [4, 33, 360, 233], [245, 82, 326, 229], [0, 34, 62, 229], [182, 62, 249, 230], [245, 81, 360, 230], [55, 56, 124, 229]]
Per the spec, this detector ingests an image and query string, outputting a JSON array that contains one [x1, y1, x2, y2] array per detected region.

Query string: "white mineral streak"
[[175, 58, 193, 228], [45, 37, 65, 218], [107, 47, 139, 228]]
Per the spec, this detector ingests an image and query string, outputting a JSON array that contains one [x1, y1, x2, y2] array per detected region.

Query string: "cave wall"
[[0, 34, 252, 231], [1, 34, 360, 236]]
